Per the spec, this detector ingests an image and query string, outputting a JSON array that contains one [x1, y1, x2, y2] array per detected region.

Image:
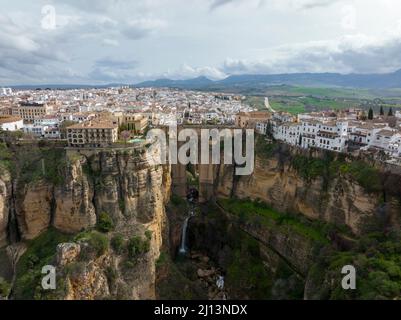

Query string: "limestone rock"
[[57, 243, 81, 266], [0, 171, 11, 247]]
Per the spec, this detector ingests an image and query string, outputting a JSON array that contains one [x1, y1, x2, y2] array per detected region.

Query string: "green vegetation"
[[0, 277, 11, 298], [312, 232, 401, 300], [338, 161, 382, 193], [111, 234, 125, 255], [145, 230, 153, 241], [219, 198, 328, 244], [226, 231, 273, 299], [156, 253, 208, 300], [14, 228, 72, 300], [291, 155, 330, 181], [75, 231, 109, 258], [270, 100, 306, 115], [171, 194, 186, 207], [96, 212, 115, 233], [242, 85, 401, 115], [127, 235, 150, 260], [156, 252, 168, 268], [255, 136, 279, 159], [118, 199, 126, 213], [105, 266, 118, 290], [290, 153, 382, 193], [17, 147, 67, 186], [0, 143, 14, 174]]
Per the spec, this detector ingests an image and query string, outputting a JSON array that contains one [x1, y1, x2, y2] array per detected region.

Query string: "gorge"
[[1, 137, 401, 300]]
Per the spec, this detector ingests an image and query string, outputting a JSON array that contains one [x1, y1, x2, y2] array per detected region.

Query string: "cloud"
[[51, 0, 131, 13], [210, 0, 238, 10], [222, 33, 401, 75], [162, 64, 227, 80], [209, 0, 343, 10], [122, 18, 166, 40], [294, 0, 342, 9], [88, 57, 139, 82], [209, 0, 265, 10], [102, 39, 120, 47], [0, 13, 80, 84]]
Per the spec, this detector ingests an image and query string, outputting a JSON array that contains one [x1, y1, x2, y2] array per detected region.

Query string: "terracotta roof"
[[376, 130, 396, 137], [68, 118, 118, 130], [0, 116, 22, 124]]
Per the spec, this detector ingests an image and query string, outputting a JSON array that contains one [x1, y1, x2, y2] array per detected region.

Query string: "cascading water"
[[179, 216, 190, 254], [179, 209, 195, 255]]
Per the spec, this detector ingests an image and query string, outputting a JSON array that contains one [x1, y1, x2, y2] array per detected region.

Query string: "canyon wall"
[[215, 143, 401, 236], [0, 143, 171, 300]]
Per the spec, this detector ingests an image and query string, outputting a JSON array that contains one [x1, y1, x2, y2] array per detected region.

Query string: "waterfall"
[[179, 209, 195, 255], [179, 216, 190, 254], [8, 182, 20, 244]]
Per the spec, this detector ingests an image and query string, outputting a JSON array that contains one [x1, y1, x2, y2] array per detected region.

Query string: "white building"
[[369, 129, 398, 150], [23, 124, 49, 137], [34, 115, 60, 127], [273, 118, 349, 152], [44, 128, 61, 139], [0, 88, 12, 96], [256, 122, 269, 135], [0, 116, 23, 131]]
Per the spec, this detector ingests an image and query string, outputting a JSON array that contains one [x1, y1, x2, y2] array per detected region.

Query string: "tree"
[[388, 107, 394, 117], [118, 123, 128, 133], [380, 106, 384, 116], [368, 108, 374, 120], [97, 212, 115, 233], [120, 130, 131, 145]]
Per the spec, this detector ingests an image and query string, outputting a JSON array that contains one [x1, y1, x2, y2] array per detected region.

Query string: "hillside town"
[[1, 87, 401, 164]]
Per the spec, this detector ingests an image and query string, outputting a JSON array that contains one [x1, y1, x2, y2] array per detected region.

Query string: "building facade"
[[67, 118, 118, 148]]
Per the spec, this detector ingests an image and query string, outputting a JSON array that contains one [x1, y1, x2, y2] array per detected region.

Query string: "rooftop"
[[0, 115, 23, 124], [68, 118, 118, 130]]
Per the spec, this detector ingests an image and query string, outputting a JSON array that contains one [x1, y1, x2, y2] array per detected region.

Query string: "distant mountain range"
[[135, 69, 401, 90], [6, 69, 401, 91]]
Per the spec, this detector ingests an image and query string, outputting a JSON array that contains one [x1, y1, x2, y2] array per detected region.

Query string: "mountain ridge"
[[135, 69, 401, 90]]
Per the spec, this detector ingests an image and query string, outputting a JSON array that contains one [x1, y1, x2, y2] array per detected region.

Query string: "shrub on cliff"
[[14, 228, 72, 299], [111, 234, 125, 255], [75, 231, 109, 258], [339, 161, 382, 193], [127, 236, 150, 259], [97, 212, 115, 233], [0, 277, 11, 298]]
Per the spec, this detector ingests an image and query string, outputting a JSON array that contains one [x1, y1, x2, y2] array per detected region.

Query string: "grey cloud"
[[122, 19, 165, 40], [88, 57, 139, 82], [51, 0, 131, 13], [296, 0, 341, 9], [222, 36, 401, 75], [210, 0, 238, 10], [94, 57, 138, 69], [0, 14, 66, 83]]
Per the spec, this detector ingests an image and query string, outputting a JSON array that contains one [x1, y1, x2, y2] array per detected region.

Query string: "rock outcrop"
[[216, 146, 401, 235], [0, 144, 171, 300], [0, 170, 11, 247]]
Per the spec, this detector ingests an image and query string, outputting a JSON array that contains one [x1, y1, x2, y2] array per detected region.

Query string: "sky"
[[1, 0, 401, 85]]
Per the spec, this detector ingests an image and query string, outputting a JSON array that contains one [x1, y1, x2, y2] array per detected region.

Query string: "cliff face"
[[0, 170, 11, 247], [0, 144, 171, 300], [216, 145, 401, 235]]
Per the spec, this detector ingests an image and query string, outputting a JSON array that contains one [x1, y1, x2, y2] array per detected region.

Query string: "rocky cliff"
[[0, 143, 171, 300], [216, 142, 401, 236]]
